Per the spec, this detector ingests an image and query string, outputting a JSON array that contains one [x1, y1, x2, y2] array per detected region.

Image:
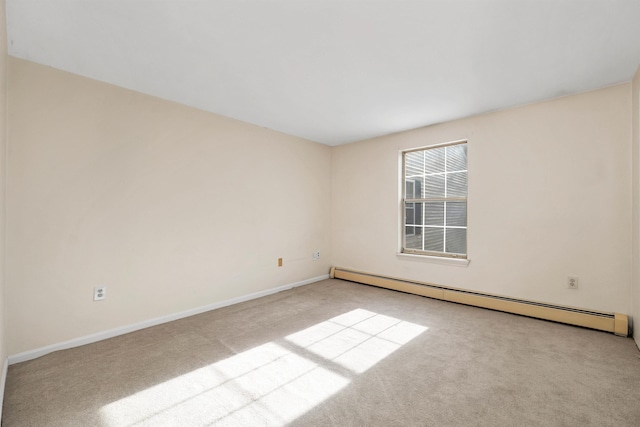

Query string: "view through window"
[[402, 141, 467, 258]]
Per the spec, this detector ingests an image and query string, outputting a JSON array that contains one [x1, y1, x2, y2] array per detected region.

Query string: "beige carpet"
[[3, 279, 640, 426]]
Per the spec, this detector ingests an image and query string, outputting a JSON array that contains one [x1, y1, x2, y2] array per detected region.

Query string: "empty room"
[[1, 0, 640, 426]]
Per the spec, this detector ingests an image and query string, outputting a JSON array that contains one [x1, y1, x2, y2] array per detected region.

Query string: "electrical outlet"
[[313, 250, 320, 260], [278, 258, 283, 267], [94, 286, 106, 301], [567, 276, 578, 290]]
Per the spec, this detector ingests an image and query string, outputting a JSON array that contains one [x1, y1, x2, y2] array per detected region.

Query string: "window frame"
[[401, 140, 468, 259]]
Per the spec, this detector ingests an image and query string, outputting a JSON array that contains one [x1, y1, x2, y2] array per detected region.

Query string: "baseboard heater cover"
[[329, 267, 630, 337]]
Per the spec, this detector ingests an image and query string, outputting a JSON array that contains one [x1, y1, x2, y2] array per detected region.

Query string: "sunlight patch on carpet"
[[99, 309, 427, 426], [286, 309, 428, 374]]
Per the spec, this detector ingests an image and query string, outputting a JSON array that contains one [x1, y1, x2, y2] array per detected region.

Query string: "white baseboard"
[[8, 274, 329, 365], [0, 357, 8, 422]]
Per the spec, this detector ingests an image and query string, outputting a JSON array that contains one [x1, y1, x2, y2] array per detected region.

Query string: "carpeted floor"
[[3, 279, 640, 426]]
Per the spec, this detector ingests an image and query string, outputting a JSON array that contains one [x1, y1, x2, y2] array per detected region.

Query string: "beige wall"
[[632, 65, 640, 346], [6, 58, 331, 355], [332, 84, 632, 314], [0, 0, 7, 368]]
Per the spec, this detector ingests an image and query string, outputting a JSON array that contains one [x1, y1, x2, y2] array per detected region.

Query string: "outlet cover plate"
[[94, 286, 106, 301]]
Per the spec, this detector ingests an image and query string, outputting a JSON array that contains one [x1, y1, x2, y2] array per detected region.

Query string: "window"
[[402, 141, 467, 258]]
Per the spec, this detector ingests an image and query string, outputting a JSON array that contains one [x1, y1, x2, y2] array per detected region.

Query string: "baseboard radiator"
[[329, 267, 630, 337]]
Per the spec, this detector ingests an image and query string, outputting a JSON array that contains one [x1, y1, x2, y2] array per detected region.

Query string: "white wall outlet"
[[313, 250, 320, 260], [94, 286, 106, 301], [567, 276, 578, 290]]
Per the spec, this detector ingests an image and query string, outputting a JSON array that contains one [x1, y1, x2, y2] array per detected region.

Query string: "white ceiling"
[[6, 1, 640, 146]]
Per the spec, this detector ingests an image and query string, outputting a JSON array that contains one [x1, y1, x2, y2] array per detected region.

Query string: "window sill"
[[396, 252, 470, 267]]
